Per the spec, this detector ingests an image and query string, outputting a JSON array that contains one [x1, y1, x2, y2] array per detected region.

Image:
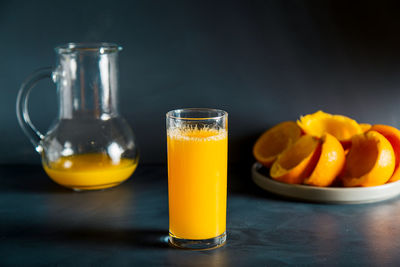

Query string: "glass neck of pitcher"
[[55, 43, 122, 120]]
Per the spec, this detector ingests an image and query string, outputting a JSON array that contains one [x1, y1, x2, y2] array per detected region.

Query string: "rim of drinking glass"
[[55, 43, 122, 54], [166, 108, 228, 121]]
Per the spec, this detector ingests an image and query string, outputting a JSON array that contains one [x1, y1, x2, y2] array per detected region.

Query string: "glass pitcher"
[[16, 43, 139, 191]]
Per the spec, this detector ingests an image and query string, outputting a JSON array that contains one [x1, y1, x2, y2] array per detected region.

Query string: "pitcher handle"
[[16, 67, 54, 153]]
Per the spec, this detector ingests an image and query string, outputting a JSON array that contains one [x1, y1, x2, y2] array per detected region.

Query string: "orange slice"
[[270, 135, 320, 184], [342, 131, 395, 187], [253, 121, 302, 167], [297, 110, 363, 145], [370, 124, 400, 183], [304, 133, 345, 187]]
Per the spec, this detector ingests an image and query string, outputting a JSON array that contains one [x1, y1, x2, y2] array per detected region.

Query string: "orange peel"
[[297, 110, 363, 144], [304, 133, 345, 187], [360, 123, 372, 133], [370, 124, 400, 183], [270, 135, 320, 184], [342, 130, 395, 187], [253, 121, 301, 167]]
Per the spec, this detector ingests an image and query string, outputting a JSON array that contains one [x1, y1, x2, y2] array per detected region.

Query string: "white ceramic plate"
[[252, 162, 400, 204]]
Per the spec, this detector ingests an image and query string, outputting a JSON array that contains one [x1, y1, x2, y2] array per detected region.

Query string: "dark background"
[[2, 0, 400, 165]]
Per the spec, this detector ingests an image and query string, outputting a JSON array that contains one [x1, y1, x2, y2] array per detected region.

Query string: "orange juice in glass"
[[166, 108, 228, 250]]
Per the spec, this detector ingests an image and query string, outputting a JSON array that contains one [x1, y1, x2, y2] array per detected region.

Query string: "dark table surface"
[[1, 164, 400, 266]]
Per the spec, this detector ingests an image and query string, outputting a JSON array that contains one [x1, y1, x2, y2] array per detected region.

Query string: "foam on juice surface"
[[167, 127, 227, 141]]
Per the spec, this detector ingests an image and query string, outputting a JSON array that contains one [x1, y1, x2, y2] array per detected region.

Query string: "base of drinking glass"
[[168, 231, 226, 250]]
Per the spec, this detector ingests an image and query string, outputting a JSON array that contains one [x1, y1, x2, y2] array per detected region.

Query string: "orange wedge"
[[270, 135, 321, 184], [253, 121, 302, 167], [297, 110, 363, 145], [342, 131, 395, 187], [370, 124, 400, 183], [304, 133, 345, 187]]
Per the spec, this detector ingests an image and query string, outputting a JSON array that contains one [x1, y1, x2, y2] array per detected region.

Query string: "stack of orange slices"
[[253, 110, 400, 187]]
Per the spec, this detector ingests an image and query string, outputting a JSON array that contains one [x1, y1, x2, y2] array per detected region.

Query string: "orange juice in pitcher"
[[43, 153, 138, 190]]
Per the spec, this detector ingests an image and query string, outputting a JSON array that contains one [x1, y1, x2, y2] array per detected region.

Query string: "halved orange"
[[370, 124, 400, 183], [270, 135, 321, 184], [342, 130, 395, 187], [304, 133, 345, 187], [297, 110, 363, 145], [253, 121, 302, 167]]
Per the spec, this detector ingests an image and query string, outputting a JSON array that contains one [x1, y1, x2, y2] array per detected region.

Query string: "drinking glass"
[[166, 108, 228, 249]]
